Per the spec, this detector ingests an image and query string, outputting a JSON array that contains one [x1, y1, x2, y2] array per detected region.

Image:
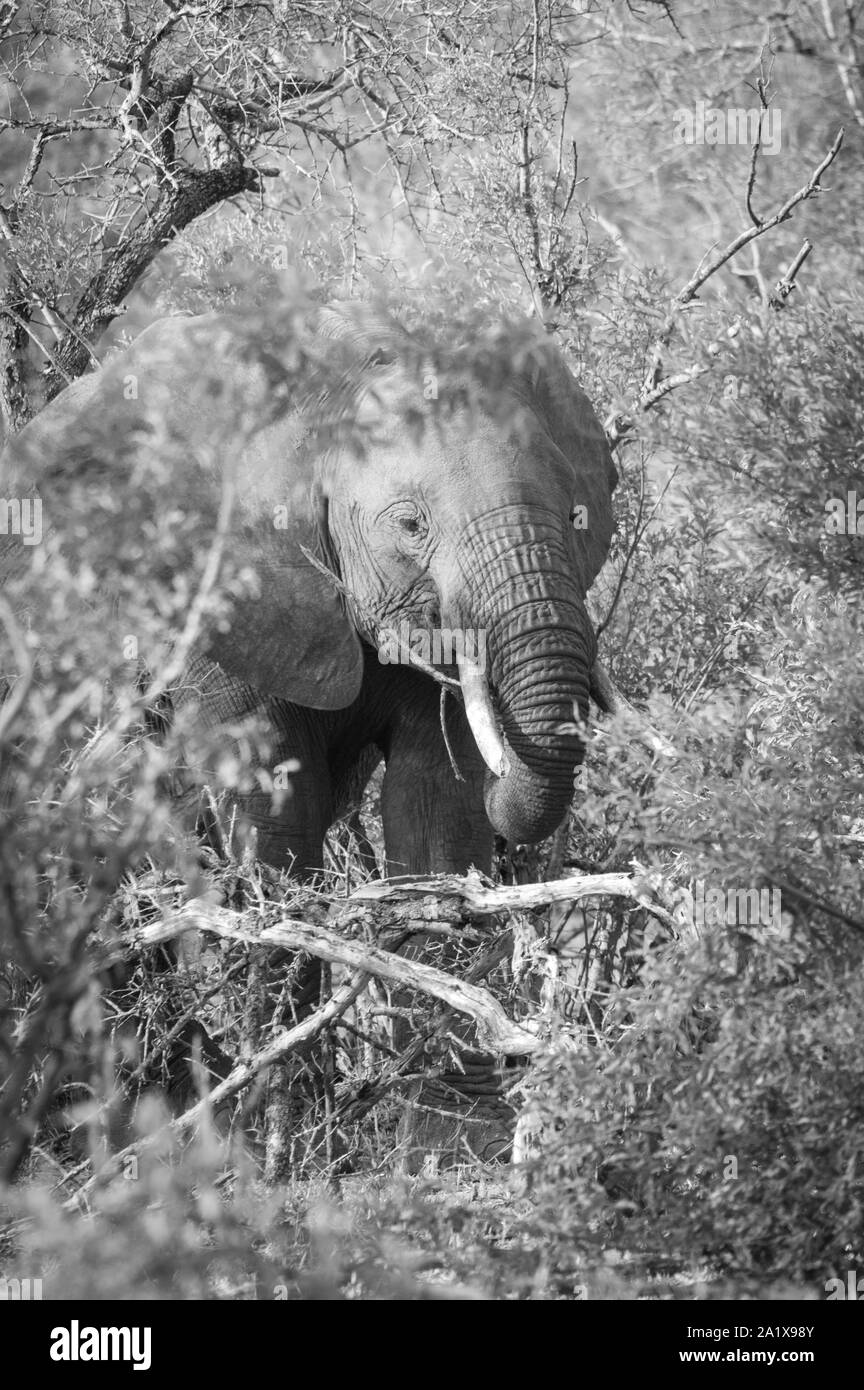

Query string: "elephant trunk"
[[483, 610, 593, 843], [455, 518, 596, 844]]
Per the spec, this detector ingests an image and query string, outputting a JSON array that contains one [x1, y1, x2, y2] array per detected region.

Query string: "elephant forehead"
[[346, 406, 580, 497]]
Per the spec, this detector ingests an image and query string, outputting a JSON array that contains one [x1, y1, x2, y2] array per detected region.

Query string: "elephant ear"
[[522, 338, 618, 595], [4, 312, 364, 711], [205, 408, 364, 709]]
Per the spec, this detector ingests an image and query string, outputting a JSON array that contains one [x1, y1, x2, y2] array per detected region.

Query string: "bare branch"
[[771, 238, 813, 307], [44, 160, 260, 397], [350, 871, 666, 921], [65, 973, 370, 1207], [141, 897, 541, 1055], [672, 128, 842, 313], [605, 128, 844, 446]]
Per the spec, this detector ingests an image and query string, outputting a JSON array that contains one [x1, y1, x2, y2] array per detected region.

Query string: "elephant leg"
[[329, 742, 384, 879], [171, 656, 333, 874], [379, 671, 492, 875], [222, 693, 347, 1176], [229, 701, 332, 876], [377, 673, 512, 1168], [170, 659, 339, 1173], [323, 651, 495, 879]]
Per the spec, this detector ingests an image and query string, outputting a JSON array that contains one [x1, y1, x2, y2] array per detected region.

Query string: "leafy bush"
[[519, 926, 864, 1294]]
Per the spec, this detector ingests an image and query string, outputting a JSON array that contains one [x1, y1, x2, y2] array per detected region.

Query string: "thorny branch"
[[2, 3, 578, 424], [604, 127, 844, 447], [64, 973, 371, 1207], [54, 864, 672, 1199]]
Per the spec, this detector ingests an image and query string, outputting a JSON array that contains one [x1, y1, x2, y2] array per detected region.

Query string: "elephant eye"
[[391, 507, 428, 538]]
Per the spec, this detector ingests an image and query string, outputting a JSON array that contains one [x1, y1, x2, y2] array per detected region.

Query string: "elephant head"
[[2, 303, 616, 847], [316, 314, 617, 843]]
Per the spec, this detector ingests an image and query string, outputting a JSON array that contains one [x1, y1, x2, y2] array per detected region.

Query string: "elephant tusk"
[[456, 649, 509, 779], [589, 660, 618, 714], [590, 660, 639, 719]]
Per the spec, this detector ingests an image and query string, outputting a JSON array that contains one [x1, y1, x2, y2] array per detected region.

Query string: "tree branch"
[[140, 897, 541, 1055], [64, 973, 370, 1207], [605, 127, 844, 446], [43, 161, 261, 398]]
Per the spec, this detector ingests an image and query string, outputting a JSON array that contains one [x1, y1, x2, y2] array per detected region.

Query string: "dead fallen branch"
[[351, 870, 671, 922], [64, 972, 369, 1207], [140, 898, 541, 1055], [331, 933, 516, 1128], [64, 868, 670, 1200]]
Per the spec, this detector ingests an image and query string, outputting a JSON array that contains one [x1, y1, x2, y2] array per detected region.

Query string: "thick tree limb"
[[43, 161, 261, 400], [333, 935, 516, 1128]]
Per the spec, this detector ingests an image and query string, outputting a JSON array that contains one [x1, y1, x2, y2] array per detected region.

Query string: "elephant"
[[2, 302, 617, 875], [0, 301, 617, 1163]]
